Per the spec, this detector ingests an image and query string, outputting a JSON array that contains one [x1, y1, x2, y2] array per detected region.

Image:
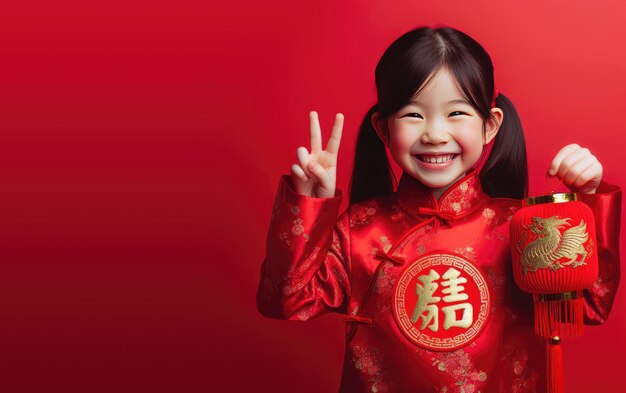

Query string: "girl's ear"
[[371, 112, 389, 146], [484, 108, 504, 144]]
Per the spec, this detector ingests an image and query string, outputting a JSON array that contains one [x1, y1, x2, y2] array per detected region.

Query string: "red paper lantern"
[[510, 193, 598, 393]]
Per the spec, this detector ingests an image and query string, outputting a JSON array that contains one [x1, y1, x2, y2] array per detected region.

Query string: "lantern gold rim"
[[524, 193, 579, 207], [537, 291, 582, 302]]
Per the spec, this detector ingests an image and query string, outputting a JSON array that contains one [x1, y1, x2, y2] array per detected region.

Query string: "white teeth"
[[419, 154, 455, 164]]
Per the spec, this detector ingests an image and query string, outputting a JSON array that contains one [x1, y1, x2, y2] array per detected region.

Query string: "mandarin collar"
[[395, 169, 486, 220]]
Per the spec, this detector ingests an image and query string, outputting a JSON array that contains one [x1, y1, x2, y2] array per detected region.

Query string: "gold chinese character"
[[411, 268, 474, 332], [441, 268, 472, 330], [410, 269, 441, 332], [441, 303, 473, 329], [441, 267, 469, 302]]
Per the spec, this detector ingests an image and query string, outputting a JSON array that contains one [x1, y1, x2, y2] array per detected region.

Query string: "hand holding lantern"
[[509, 144, 603, 393]]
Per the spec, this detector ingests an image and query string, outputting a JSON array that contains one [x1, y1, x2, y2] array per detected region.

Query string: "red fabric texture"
[[257, 172, 620, 392]]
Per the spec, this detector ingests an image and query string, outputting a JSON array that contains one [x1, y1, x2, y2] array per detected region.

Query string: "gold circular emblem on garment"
[[392, 251, 491, 351]]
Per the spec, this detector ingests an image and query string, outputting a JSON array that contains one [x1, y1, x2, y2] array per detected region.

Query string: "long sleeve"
[[256, 176, 352, 321], [580, 180, 622, 324]]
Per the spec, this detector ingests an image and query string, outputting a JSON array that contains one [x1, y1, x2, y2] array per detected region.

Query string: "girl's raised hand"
[[549, 144, 603, 194], [291, 111, 344, 198]]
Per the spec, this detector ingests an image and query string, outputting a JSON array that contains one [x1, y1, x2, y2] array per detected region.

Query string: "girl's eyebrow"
[[408, 98, 470, 106], [447, 99, 470, 105]]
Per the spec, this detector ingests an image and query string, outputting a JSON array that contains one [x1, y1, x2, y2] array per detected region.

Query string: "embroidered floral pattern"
[[373, 269, 396, 295], [380, 236, 392, 253], [440, 176, 482, 215], [295, 306, 313, 321], [291, 218, 304, 235], [276, 202, 311, 246], [454, 246, 477, 261], [592, 276, 609, 297], [282, 246, 321, 295], [277, 231, 291, 246], [485, 268, 505, 297], [373, 268, 397, 315], [482, 208, 495, 223], [389, 199, 407, 222], [499, 347, 539, 392], [351, 345, 390, 392], [290, 218, 310, 241], [351, 200, 379, 227], [402, 224, 436, 255], [485, 227, 505, 241], [430, 348, 488, 392]]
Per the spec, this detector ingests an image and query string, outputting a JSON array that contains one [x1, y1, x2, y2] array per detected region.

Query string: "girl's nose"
[[420, 124, 450, 144]]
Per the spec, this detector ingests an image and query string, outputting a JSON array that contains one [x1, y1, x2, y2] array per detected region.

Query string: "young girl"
[[257, 26, 621, 392]]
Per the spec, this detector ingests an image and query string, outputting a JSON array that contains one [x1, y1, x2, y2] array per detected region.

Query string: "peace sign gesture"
[[291, 111, 344, 198]]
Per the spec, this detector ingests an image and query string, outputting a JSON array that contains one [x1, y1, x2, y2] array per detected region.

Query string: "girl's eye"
[[404, 113, 423, 119], [449, 111, 467, 117]]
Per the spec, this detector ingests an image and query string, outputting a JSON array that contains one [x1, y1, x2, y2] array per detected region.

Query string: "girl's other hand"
[[290, 111, 344, 198], [549, 144, 603, 194]]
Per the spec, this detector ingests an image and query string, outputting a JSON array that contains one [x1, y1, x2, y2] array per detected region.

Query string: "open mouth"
[[415, 154, 457, 164]]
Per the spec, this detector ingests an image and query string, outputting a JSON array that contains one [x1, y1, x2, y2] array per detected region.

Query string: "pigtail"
[[480, 93, 528, 199], [349, 105, 395, 204]]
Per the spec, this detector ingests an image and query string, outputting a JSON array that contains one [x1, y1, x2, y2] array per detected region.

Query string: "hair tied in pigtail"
[[491, 87, 500, 108]]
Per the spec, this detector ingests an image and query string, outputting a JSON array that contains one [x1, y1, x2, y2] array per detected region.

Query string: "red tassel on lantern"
[[547, 334, 564, 393], [510, 193, 598, 393]]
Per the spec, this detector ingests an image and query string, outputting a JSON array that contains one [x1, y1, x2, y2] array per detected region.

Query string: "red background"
[[0, 0, 624, 391]]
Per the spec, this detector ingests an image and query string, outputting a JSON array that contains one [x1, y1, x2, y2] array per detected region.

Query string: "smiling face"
[[375, 67, 502, 199]]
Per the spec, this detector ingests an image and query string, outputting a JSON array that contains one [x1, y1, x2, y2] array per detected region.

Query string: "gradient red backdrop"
[[0, 0, 624, 391]]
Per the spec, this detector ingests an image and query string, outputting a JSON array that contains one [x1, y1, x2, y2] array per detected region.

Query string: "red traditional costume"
[[257, 170, 620, 392]]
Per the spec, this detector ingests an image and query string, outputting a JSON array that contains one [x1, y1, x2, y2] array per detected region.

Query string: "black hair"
[[349, 26, 528, 203]]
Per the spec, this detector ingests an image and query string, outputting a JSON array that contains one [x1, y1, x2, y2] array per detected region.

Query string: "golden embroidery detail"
[[484, 268, 505, 309], [453, 246, 476, 262], [430, 348, 488, 393], [291, 218, 310, 241], [481, 208, 495, 223], [373, 269, 396, 296], [351, 345, 390, 393], [371, 236, 393, 260], [439, 177, 481, 215], [499, 347, 539, 393], [389, 200, 406, 222], [351, 200, 379, 227], [485, 228, 505, 241], [282, 246, 321, 295], [276, 203, 311, 246], [400, 224, 435, 256], [295, 306, 313, 321], [592, 277, 609, 297], [482, 208, 504, 241], [518, 216, 589, 273]]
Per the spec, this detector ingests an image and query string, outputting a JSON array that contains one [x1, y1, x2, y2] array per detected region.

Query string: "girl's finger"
[[291, 164, 309, 182], [296, 146, 311, 176], [326, 113, 344, 155], [572, 164, 602, 193], [549, 144, 580, 176], [562, 156, 594, 187], [553, 146, 590, 179], [309, 111, 323, 154], [307, 161, 332, 195]]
